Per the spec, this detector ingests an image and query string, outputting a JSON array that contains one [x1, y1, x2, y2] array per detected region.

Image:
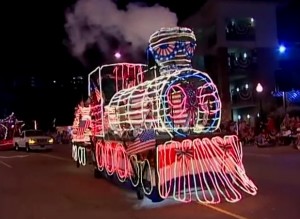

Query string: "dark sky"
[[1, 0, 299, 79]]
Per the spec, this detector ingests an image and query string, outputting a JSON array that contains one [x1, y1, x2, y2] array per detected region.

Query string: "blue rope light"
[[272, 90, 300, 103]]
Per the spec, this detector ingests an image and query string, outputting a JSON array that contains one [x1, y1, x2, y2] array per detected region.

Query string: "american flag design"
[[167, 91, 189, 128], [184, 41, 196, 57], [105, 106, 115, 132], [90, 81, 101, 102], [73, 119, 91, 142], [109, 88, 189, 132], [174, 147, 194, 161], [80, 107, 91, 120], [153, 43, 176, 58], [126, 129, 156, 155], [90, 105, 103, 136], [90, 81, 103, 136]]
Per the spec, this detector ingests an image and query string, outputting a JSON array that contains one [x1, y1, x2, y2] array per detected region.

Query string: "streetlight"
[[34, 120, 37, 130], [278, 45, 286, 54], [114, 52, 121, 59], [256, 83, 263, 122], [256, 83, 263, 93]]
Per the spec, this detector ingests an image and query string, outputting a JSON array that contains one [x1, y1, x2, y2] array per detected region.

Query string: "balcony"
[[225, 18, 256, 41], [228, 51, 258, 81], [231, 86, 257, 109]]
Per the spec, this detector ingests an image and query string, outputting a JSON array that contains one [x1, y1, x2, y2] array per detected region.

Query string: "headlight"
[[48, 138, 54, 143], [29, 139, 35, 144]]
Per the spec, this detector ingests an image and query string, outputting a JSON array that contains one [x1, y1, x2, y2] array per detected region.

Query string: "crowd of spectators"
[[220, 114, 300, 147]]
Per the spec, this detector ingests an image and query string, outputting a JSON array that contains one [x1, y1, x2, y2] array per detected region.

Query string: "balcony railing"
[[228, 53, 257, 80], [231, 87, 257, 108], [228, 53, 257, 69], [225, 18, 255, 41]]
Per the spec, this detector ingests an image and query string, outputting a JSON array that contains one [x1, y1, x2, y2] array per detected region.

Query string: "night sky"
[[1, 0, 299, 78], [0, 0, 299, 126]]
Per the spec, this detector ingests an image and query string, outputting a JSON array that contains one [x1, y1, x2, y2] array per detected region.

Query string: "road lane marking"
[[32, 153, 247, 219], [199, 203, 248, 219], [0, 160, 12, 168], [0, 155, 29, 159], [39, 154, 71, 162], [39, 151, 247, 219]]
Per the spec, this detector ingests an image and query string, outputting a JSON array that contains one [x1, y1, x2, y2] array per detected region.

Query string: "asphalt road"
[[0, 145, 300, 219]]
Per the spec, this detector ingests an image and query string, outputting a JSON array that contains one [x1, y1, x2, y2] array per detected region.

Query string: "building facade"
[[180, 0, 279, 123]]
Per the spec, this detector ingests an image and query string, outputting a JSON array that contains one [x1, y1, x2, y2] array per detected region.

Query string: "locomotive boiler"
[[71, 27, 257, 204], [107, 27, 221, 138]]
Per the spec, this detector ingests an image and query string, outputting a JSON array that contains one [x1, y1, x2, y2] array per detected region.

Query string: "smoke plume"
[[65, 0, 178, 62]]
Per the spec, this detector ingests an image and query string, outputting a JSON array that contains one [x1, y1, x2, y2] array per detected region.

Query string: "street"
[[0, 145, 300, 219]]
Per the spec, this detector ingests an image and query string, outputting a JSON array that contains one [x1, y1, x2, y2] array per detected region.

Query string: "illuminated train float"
[[71, 27, 257, 203]]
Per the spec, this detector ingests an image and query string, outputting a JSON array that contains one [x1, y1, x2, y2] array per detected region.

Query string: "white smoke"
[[65, 0, 178, 60]]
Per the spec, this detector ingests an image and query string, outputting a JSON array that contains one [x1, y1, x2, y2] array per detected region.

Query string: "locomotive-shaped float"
[[72, 27, 257, 203]]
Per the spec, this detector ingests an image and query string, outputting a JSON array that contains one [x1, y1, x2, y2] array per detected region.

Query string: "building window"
[[31, 77, 36, 87], [71, 76, 84, 85], [230, 82, 255, 107], [225, 17, 256, 41], [227, 48, 257, 70]]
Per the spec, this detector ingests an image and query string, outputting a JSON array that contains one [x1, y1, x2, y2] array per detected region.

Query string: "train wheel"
[[147, 187, 164, 203], [15, 143, 19, 151], [136, 187, 144, 200], [142, 180, 152, 194], [94, 168, 102, 179]]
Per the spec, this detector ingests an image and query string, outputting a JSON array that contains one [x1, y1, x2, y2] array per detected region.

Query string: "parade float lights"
[[156, 136, 257, 203], [148, 27, 196, 74], [73, 26, 258, 204], [105, 27, 221, 138], [0, 124, 8, 139], [114, 52, 121, 59], [106, 66, 221, 137], [93, 135, 257, 203], [0, 113, 23, 149]]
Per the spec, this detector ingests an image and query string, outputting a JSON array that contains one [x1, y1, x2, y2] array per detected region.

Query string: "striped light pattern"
[[148, 27, 197, 74], [86, 27, 257, 205], [94, 135, 257, 203], [72, 106, 91, 142], [87, 63, 148, 137], [107, 68, 221, 137], [156, 135, 257, 203]]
